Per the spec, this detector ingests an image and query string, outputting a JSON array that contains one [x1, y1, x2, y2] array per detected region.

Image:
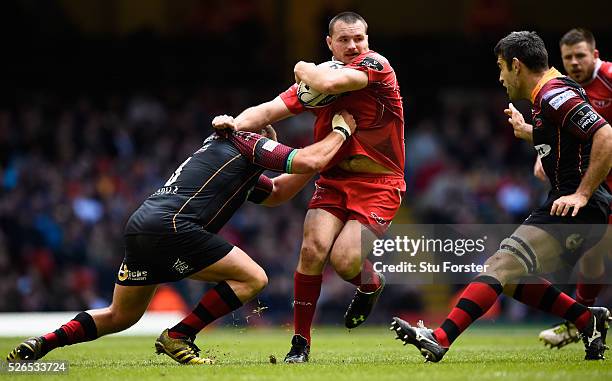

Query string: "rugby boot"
[[6, 337, 45, 361], [155, 329, 213, 365], [390, 317, 448, 362], [579, 307, 610, 360], [344, 272, 386, 328], [538, 321, 580, 349], [284, 334, 310, 363]]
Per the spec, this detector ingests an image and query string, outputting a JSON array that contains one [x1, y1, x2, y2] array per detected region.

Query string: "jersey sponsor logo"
[[370, 212, 388, 226], [549, 90, 577, 110], [541, 87, 568, 101], [565, 233, 584, 252], [569, 104, 602, 132], [172, 258, 194, 274], [534, 144, 551, 159], [261, 139, 279, 152], [358, 56, 384, 71], [117, 263, 148, 282]]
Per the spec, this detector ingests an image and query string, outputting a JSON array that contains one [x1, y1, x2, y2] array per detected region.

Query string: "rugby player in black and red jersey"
[[392, 31, 612, 362], [6, 111, 356, 365], [502, 28, 612, 349]]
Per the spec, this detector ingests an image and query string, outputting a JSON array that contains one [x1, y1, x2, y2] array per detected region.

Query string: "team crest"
[[358, 57, 383, 71]]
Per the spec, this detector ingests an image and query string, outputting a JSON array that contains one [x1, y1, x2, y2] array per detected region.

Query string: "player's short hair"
[[494, 31, 549, 72], [328, 12, 368, 36], [559, 28, 596, 50]]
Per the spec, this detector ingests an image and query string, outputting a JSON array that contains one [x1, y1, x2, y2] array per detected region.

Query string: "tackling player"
[[392, 31, 612, 362], [511, 28, 611, 349], [6, 112, 356, 365], [212, 11, 405, 363]]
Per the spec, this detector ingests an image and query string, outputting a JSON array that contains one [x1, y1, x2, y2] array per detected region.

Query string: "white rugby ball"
[[297, 60, 345, 108]]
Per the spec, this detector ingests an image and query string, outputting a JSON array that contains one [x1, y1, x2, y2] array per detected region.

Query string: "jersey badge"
[[358, 56, 383, 71]]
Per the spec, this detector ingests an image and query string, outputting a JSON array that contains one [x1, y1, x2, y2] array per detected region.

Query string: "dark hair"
[[328, 12, 368, 36], [559, 28, 596, 50], [494, 31, 549, 72]]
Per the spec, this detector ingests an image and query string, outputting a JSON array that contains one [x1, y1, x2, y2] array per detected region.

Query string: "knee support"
[[498, 235, 539, 274]]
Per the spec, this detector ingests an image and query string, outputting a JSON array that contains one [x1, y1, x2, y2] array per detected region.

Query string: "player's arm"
[[294, 61, 368, 94], [533, 156, 548, 182], [552, 124, 612, 216], [260, 173, 315, 207], [505, 103, 533, 142], [212, 97, 294, 132], [575, 125, 612, 198], [234, 110, 356, 173], [289, 111, 355, 173]]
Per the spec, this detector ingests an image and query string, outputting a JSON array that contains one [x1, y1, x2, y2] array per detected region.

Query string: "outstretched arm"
[[261, 173, 315, 207], [212, 97, 294, 132], [294, 62, 368, 94], [289, 111, 356, 173]]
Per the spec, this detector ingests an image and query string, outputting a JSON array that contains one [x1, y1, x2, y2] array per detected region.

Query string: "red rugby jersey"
[[280, 51, 405, 181], [581, 59, 612, 187], [583, 59, 612, 122]]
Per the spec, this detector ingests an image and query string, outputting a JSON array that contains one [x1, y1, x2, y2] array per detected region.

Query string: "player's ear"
[[593, 49, 599, 60], [512, 58, 520, 73], [326, 36, 332, 51]]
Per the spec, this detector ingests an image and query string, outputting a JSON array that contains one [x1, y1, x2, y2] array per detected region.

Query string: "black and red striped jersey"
[[531, 68, 610, 205], [125, 131, 295, 235]]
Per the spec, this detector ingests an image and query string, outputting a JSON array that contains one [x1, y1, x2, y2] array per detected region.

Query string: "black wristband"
[[333, 126, 350, 141]]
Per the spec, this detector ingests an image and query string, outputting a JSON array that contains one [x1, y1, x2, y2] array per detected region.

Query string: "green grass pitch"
[[1, 326, 610, 380]]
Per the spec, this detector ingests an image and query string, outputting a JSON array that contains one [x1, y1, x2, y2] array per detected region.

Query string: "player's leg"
[[535, 227, 610, 348], [285, 208, 345, 363], [392, 224, 608, 361], [575, 229, 609, 306], [155, 246, 267, 365], [7, 284, 157, 361], [167, 246, 267, 338], [328, 220, 383, 328]]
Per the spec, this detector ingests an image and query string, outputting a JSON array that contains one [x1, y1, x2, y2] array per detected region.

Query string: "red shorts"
[[308, 169, 406, 237]]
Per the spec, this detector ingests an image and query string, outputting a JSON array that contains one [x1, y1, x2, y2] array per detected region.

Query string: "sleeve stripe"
[[285, 149, 298, 174]]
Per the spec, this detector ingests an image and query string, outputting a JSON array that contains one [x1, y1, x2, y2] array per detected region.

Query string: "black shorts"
[[116, 229, 234, 286], [523, 200, 609, 266]]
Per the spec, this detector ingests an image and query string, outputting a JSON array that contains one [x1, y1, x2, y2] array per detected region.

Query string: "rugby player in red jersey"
[[6, 113, 356, 365], [212, 11, 405, 363], [509, 29, 611, 349], [392, 31, 612, 362]]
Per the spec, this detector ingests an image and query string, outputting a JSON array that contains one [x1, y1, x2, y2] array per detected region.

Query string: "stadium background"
[[0, 0, 610, 328]]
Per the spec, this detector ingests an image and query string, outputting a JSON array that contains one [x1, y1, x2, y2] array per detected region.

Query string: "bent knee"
[[299, 241, 329, 271], [247, 267, 268, 294], [107, 307, 142, 331], [483, 251, 527, 284], [330, 253, 361, 278]]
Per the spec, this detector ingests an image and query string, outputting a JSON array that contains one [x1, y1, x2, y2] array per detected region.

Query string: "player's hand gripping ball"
[[297, 61, 345, 108]]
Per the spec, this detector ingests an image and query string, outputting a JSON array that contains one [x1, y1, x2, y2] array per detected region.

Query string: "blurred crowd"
[[2, 83, 584, 325]]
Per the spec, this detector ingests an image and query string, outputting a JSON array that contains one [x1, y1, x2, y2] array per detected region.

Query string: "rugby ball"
[[297, 60, 345, 108]]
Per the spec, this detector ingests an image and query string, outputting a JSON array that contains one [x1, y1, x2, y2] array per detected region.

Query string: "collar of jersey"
[[531, 67, 564, 104]]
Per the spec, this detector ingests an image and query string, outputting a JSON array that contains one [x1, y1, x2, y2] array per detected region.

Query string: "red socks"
[[434, 275, 503, 347], [41, 312, 97, 354], [169, 281, 243, 339], [293, 272, 323, 344], [346, 259, 381, 293], [575, 272, 606, 307], [509, 276, 592, 330]]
